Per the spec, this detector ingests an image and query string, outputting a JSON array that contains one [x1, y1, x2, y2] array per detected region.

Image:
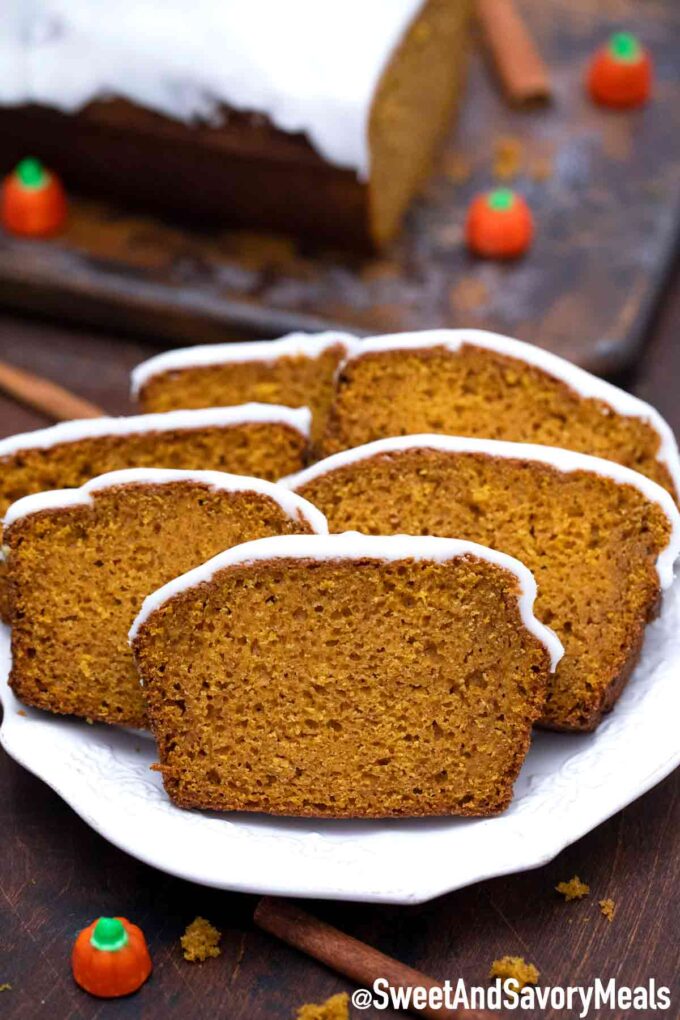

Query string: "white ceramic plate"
[[2, 581, 679, 905]]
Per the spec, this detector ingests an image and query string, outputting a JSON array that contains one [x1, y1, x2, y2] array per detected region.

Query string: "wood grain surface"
[[0, 0, 678, 373], [0, 269, 678, 1017]]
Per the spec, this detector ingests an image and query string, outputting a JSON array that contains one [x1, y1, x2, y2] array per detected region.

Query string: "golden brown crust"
[[538, 588, 661, 732]]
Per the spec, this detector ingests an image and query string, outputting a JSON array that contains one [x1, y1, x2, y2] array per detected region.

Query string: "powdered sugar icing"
[[131, 331, 358, 400], [284, 434, 680, 590], [3, 467, 328, 534], [344, 329, 680, 498], [129, 531, 564, 670], [0, 404, 311, 461], [0, 0, 423, 176]]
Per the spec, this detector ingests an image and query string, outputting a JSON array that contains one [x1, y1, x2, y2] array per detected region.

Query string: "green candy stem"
[[487, 189, 516, 212], [16, 158, 48, 190], [90, 917, 129, 952], [609, 31, 641, 63]]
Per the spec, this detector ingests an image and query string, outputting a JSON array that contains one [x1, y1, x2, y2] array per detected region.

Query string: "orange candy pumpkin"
[[587, 32, 652, 109], [465, 188, 533, 259], [1, 158, 67, 238], [71, 916, 152, 998]]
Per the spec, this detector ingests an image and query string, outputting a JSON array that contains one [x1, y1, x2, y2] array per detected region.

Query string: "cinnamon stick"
[[0, 360, 105, 421], [476, 0, 551, 105], [254, 897, 493, 1020]]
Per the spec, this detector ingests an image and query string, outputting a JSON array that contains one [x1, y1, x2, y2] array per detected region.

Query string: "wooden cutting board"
[[0, 0, 677, 373]]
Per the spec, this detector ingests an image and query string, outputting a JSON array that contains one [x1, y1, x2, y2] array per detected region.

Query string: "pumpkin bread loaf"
[[6, 469, 326, 727], [321, 330, 680, 501], [132, 332, 356, 449], [131, 533, 562, 818], [0, 1, 472, 250], [288, 437, 680, 731]]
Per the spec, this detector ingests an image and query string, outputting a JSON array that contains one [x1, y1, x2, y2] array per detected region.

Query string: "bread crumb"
[[493, 137, 523, 180], [0, 984, 11, 992], [17, 710, 26, 717], [449, 277, 489, 314], [556, 876, 590, 901], [529, 154, 554, 181], [442, 152, 473, 184], [599, 898, 616, 922], [296, 992, 349, 1019], [181, 917, 221, 962], [489, 956, 539, 989]]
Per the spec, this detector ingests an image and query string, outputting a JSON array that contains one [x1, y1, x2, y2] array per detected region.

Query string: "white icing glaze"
[[342, 329, 680, 498], [0, 0, 424, 176], [285, 434, 680, 590], [3, 467, 328, 534], [131, 331, 359, 400], [0, 403, 311, 460], [129, 531, 564, 670]]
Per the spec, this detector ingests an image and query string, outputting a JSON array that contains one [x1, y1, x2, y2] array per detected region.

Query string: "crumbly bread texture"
[[180, 917, 221, 962], [599, 898, 616, 922], [292, 447, 673, 730], [0, 421, 306, 513], [8, 481, 316, 727], [133, 552, 551, 818], [489, 957, 539, 989], [297, 993, 349, 1020], [556, 876, 590, 901], [0, 413, 308, 622], [321, 343, 677, 499], [137, 344, 347, 450]]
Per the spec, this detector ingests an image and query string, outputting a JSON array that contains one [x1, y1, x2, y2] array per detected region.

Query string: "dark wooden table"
[[0, 287, 678, 1019]]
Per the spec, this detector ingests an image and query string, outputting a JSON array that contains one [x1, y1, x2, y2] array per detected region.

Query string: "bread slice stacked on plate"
[[0, 403, 311, 621], [6, 469, 325, 728], [3, 329, 678, 818], [130, 533, 560, 818], [286, 436, 678, 731]]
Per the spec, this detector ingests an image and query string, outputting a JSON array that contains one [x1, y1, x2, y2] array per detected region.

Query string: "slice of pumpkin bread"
[[6, 469, 326, 727], [320, 330, 680, 501], [0, 404, 312, 620], [132, 332, 356, 449], [131, 533, 562, 818], [288, 436, 680, 731], [0, 404, 311, 508]]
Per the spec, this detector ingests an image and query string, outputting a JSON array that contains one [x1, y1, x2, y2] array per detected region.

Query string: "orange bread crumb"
[[556, 876, 590, 901], [493, 136, 523, 179], [297, 992, 349, 1020], [599, 898, 616, 922], [489, 956, 539, 989], [181, 917, 221, 962]]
